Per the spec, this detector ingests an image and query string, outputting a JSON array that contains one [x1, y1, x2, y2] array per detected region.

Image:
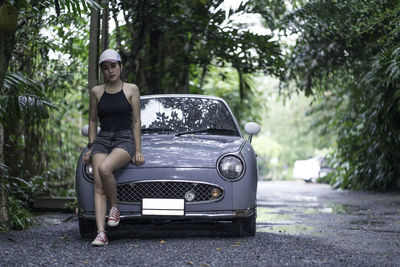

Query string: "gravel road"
[[0, 180, 399, 266]]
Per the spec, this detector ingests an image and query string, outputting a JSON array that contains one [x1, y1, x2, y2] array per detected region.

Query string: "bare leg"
[[98, 148, 131, 206], [92, 153, 108, 232]]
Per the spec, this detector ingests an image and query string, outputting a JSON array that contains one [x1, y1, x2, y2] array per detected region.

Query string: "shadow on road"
[[88, 220, 242, 240]]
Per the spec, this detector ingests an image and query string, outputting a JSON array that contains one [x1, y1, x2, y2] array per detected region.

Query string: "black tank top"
[[97, 85, 132, 131]]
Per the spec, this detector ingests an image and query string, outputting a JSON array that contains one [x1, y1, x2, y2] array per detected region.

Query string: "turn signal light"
[[211, 188, 221, 198]]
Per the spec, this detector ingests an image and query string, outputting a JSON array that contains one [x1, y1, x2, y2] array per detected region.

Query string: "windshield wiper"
[[142, 128, 175, 134], [175, 128, 237, 136]]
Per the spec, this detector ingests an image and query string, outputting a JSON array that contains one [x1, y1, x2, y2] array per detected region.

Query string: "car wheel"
[[234, 211, 256, 237], [78, 217, 96, 238]]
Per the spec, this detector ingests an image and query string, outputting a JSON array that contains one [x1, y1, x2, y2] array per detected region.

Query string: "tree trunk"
[[237, 68, 244, 102], [0, 3, 18, 89], [0, 122, 9, 231], [148, 29, 161, 94], [101, 0, 109, 52], [177, 41, 193, 94], [177, 64, 190, 94], [0, 2, 19, 231], [88, 1, 101, 91], [199, 65, 207, 91], [100, 0, 109, 83]]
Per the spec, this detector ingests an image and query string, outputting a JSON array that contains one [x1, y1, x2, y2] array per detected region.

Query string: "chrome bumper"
[[79, 209, 255, 220]]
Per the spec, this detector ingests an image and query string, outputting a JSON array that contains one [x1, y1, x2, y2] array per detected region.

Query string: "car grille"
[[117, 181, 224, 204]]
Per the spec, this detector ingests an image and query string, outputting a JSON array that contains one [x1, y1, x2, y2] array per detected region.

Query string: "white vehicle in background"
[[293, 156, 331, 183]]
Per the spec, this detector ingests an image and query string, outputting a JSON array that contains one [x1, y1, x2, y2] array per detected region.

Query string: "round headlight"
[[218, 155, 244, 180], [83, 163, 94, 181]]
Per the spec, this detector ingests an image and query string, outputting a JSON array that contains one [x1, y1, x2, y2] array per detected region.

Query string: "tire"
[[79, 217, 96, 238], [234, 211, 256, 237]]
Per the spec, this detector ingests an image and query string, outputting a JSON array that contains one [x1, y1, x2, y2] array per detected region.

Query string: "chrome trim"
[[238, 139, 247, 152], [116, 180, 225, 205], [216, 153, 246, 181], [79, 209, 255, 220], [141, 94, 224, 101], [118, 179, 224, 188]]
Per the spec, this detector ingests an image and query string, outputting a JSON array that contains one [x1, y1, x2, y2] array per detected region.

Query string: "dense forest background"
[[1, 0, 400, 230]]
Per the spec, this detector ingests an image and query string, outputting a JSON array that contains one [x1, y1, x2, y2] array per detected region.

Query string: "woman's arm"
[[83, 87, 98, 164], [130, 84, 144, 165], [88, 87, 98, 145]]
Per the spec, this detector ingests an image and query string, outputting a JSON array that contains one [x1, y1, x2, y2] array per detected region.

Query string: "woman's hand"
[[83, 150, 91, 165], [132, 151, 145, 165]]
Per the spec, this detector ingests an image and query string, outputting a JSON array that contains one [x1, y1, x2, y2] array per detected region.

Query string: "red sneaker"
[[107, 205, 120, 227], [91, 230, 108, 246]]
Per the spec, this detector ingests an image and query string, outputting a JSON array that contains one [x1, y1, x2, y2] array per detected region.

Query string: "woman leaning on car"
[[83, 49, 145, 246]]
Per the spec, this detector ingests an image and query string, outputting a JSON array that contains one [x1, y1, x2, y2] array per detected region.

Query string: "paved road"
[[1, 180, 400, 266]]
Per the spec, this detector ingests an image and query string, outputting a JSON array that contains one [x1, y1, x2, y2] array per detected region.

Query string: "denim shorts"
[[91, 130, 135, 158]]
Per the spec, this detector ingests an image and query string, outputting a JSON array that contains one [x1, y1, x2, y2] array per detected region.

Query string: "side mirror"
[[81, 125, 100, 137], [244, 122, 261, 143]]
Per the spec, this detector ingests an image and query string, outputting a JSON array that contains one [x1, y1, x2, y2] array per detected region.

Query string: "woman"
[[83, 49, 145, 246]]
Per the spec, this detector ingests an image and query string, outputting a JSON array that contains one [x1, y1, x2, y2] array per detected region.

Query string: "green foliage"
[[4, 0, 101, 14], [3, 1, 88, 183], [284, 0, 400, 190], [7, 195, 32, 230], [0, 0, 92, 230], [252, 78, 334, 180], [0, 165, 49, 230], [193, 65, 264, 126], [328, 47, 400, 190], [114, 0, 285, 95]]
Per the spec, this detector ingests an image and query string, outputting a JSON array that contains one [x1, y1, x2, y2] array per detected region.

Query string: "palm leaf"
[[0, 163, 9, 175], [39, 0, 103, 16], [57, 0, 103, 14], [3, 73, 45, 96], [1, 73, 58, 121]]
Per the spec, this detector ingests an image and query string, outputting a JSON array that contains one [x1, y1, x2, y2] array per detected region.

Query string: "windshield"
[[140, 97, 240, 136]]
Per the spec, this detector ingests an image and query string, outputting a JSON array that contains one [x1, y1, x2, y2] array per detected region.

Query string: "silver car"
[[76, 94, 261, 237]]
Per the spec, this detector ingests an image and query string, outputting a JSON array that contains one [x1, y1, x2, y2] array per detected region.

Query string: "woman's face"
[[101, 61, 122, 82]]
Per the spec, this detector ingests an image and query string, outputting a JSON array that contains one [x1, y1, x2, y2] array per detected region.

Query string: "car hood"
[[126, 134, 244, 168]]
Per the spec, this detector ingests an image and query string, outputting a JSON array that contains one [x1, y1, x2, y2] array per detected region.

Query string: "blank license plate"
[[142, 198, 185, 216]]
